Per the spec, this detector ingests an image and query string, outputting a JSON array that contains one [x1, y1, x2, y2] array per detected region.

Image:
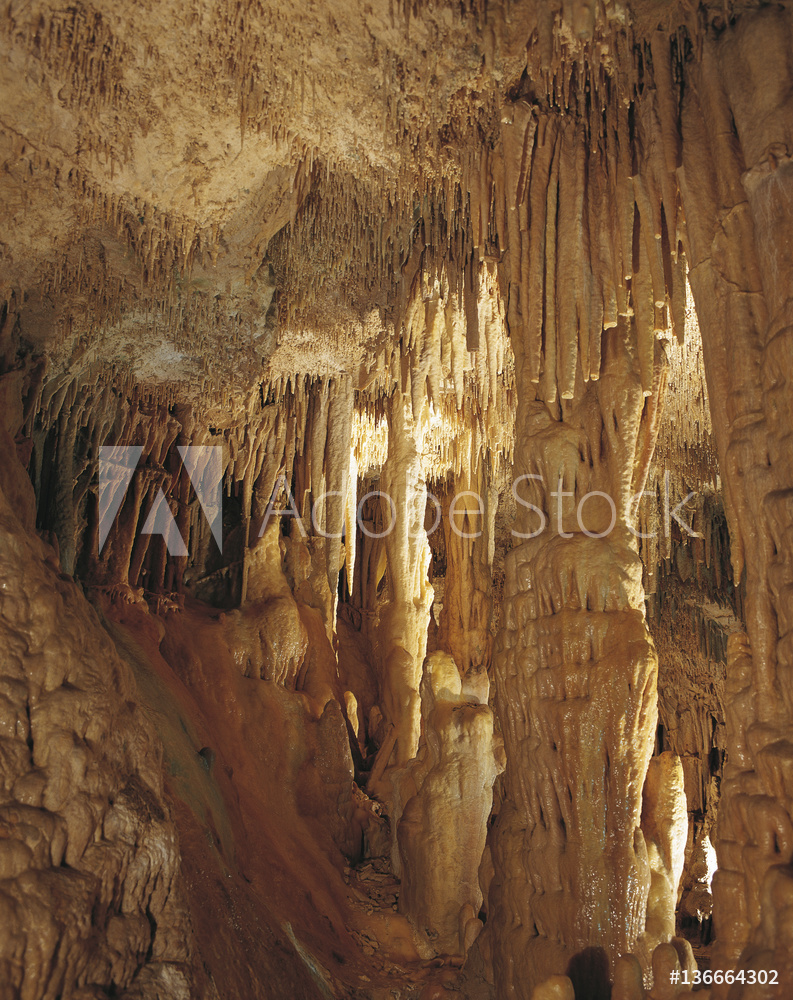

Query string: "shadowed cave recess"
[[1, 0, 792, 997]]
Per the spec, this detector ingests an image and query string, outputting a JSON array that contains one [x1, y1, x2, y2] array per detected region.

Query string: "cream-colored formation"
[[395, 651, 504, 957], [375, 389, 434, 765], [488, 326, 667, 994], [2, 0, 793, 998]]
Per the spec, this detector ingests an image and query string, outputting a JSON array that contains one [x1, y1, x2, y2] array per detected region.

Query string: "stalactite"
[[6, 2, 793, 996], [542, 122, 561, 404], [633, 223, 657, 397], [556, 120, 581, 399], [527, 117, 556, 384]]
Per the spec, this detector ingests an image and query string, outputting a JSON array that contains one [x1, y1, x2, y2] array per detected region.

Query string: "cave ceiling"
[[1, 0, 752, 410]]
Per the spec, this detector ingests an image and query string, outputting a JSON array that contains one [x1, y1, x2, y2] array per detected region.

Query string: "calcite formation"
[[396, 651, 504, 957], [1, 0, 793, 998]]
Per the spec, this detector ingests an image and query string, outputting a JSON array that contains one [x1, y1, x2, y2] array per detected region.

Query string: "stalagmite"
[[530, 977, 575, 1000], [375, 389, 434, 765], [2, 1, 793, 998], [395, 651, 504, 957], [639, 753, 689, 962]]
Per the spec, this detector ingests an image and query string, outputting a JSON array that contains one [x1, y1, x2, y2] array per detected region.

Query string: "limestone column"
[[489, 321, 664, 996], [375, 388, 433, 765], [486, 84, 682, 991]]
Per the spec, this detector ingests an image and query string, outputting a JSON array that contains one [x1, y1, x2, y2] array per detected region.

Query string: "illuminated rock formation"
[[1, 0, 793, 998], [396, 651, 504, 957]]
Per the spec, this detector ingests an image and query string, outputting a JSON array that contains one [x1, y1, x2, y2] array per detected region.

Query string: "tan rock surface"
[[396, 652, 504, 958], [3, 1, 793, 998]]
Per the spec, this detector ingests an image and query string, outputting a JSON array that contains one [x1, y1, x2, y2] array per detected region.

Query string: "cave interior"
[[1, 0, 792, 998]]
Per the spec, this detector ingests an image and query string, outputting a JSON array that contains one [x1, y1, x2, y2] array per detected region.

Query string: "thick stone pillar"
[[489, 323, 665, 996]]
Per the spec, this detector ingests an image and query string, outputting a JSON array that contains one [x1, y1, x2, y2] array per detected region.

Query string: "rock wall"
[[649, 503, 738, 938], [3, 1, 793, 997], [672, 8, 793, 994], [0, 387, 196, 999]]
